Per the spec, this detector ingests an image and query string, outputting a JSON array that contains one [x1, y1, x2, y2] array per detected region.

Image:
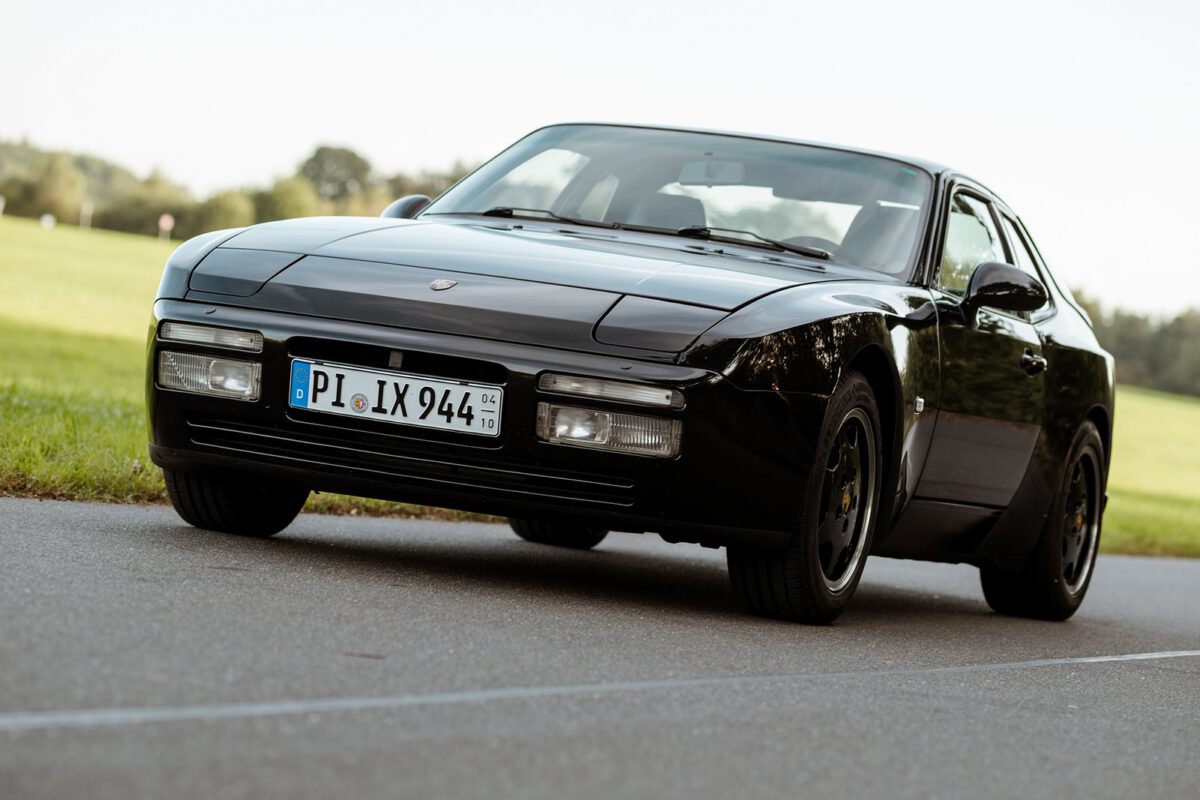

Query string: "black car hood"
[[184, 216, 848, 356]]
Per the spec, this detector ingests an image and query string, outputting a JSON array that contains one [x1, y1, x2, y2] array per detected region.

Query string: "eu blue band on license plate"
[[288, 359, 503, 437], [289, 360, 312, 407]]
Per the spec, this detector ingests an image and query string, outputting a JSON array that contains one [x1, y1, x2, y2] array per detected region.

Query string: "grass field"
[[1, 215, 1197, 555]]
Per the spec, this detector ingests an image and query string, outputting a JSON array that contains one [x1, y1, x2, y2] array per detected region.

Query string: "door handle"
[[1021, 350, 1048, 376]]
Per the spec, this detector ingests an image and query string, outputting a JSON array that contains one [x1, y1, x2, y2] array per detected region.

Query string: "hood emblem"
[[430, 279, 457, 291]]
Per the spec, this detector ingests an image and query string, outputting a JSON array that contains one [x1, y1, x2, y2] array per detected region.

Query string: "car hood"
[[183, 216, 848, 357]]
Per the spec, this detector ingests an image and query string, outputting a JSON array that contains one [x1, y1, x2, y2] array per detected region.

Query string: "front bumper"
[[147, 299, 828, 551]]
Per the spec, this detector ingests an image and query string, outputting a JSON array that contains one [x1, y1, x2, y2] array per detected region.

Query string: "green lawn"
[[1, 215, 1197, 554], [1105, 386, 1200, 556]]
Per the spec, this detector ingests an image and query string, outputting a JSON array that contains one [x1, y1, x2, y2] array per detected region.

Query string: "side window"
[[938, 193, 1006, 297], [999, 215, 1040, 280]]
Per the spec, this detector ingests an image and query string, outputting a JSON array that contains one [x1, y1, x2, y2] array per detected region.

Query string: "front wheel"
[[508, 518, 609, 550], [980, 421, 1106, 621], [163, 467, 309, 537], [727, 369, 883, 624]]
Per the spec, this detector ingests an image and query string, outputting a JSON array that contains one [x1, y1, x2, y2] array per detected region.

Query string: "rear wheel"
[[980, 421, 1105, 620], [508, 518, 609, 550], [163, 467, 309, 537], [726, 369, 883, 624]]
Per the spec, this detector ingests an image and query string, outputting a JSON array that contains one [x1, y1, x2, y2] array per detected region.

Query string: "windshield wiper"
[[423, 206, 616, 231], [477, 206, 612, 229], [674, 226, 832, 260]]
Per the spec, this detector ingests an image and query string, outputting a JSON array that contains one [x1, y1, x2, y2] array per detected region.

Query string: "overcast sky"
[[4, 0, 1198, 313]]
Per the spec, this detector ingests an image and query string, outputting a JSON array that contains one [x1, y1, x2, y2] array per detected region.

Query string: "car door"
[[915, 188, 1047, 508]]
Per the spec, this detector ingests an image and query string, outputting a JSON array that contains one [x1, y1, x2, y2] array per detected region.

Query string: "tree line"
[[0, 140, 470, 240], [1074, 294, 1200, 398]]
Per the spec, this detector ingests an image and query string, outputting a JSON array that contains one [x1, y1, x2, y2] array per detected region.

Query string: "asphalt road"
[[1, 498, 1197, 800]]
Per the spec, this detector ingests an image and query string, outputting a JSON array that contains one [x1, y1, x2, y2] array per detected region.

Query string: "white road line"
[[2, 650, 1197, 734]]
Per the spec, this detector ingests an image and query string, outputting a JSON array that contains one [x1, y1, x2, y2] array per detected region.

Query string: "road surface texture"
[[1, 498, 1197, 799]]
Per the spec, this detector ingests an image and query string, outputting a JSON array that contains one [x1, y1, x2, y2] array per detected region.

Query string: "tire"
[[509, 518, 609, 550], [980, 421, 1106, 621], [726, 369, 884, 624], [163, 467, 309, 537]]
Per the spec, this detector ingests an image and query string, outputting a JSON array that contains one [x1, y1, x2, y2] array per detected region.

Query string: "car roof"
[[540, 121, 958, 177]]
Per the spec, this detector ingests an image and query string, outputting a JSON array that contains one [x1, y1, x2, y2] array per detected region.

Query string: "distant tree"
[[1072, 289, 1102, 328], [94, 171, 193, 236], [1071, 291, 1200, 397], [0, 176, 36, 217], [0, 140, 142, 212], [299, 146, 372, 203], [0, 139, 47, 183], [387, 160, 473, 200], [69, 152, 142, 204], [195, 190, 255, 233], [1148, 311, 1200, 397], [30, 154, 85, 223], [254, 176, 323, 222], [340, 184, 393, 217]]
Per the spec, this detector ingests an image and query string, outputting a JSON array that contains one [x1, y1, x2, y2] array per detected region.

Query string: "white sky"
[[4, 0, 1198, 313]]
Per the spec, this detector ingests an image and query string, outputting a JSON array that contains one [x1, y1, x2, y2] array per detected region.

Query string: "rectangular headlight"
[[536, 402, 681, 458], [538, 373, 683, 408], [158, 351, 261, 401], [160, 322, 263, 352]]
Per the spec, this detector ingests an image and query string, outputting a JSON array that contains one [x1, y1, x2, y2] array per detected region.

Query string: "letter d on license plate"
[[288, 359, 502, 437]]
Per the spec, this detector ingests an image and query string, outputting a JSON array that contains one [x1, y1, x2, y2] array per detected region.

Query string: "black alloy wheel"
[[727, 369, 882, 624], [816, 407, 875, 593], [1061, 454, 1101, 594]]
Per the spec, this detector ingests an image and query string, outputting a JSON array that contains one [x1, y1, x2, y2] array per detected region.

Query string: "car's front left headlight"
[[535, 402, 681, 458]]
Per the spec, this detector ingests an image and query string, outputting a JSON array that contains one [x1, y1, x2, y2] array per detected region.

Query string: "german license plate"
[[288, 359, 502, 437]]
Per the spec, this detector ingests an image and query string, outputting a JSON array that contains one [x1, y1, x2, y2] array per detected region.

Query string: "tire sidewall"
[[1044, 422, 1107, 610], [795, 371, 884, 615]]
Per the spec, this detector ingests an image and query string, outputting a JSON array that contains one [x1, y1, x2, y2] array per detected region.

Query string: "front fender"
[[680, 281, 938, 395], [680, 280, 943, 530]]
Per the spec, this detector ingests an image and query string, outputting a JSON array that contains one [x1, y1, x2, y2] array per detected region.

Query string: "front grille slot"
[[187, 418, 634, 507]]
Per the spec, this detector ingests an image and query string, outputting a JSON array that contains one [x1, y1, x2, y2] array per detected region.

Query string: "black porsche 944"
[[147, 123, 1114, 623]]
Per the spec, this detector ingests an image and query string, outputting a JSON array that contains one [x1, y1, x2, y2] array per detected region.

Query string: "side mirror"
[[962, 262, 1047, 323], [381, 195, 431, 219]]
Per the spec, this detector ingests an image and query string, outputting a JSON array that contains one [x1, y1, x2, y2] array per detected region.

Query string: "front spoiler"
[[149, 443, 790, 551]]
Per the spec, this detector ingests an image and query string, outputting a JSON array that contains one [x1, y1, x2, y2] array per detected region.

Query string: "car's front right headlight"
[[157, 351, 262, 401]]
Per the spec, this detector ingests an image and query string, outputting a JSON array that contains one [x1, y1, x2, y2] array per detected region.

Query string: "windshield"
[[425, 125, 932, 275]]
